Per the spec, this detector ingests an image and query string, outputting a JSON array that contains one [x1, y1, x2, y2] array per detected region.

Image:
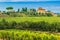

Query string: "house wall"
[[37, 10, 46, 13]]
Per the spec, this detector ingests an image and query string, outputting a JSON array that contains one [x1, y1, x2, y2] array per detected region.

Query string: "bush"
[[0, 19, 60, 32], [0, 19, 9, 29]]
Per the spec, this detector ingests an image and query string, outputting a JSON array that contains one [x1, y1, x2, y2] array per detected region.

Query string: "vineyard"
[[0, 17, 60, 40], [0, 29, 60, 40]]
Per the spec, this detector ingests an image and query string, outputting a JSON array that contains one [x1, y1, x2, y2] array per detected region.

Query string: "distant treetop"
[[6, 7, 13, 10]]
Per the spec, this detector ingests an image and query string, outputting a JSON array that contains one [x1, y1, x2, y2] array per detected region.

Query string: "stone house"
[[37, 7, 46, 13], [37, 7, 57, 16]]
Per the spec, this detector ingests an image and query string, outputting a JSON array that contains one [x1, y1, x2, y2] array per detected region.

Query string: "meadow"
[[0, 17, 60, 23]]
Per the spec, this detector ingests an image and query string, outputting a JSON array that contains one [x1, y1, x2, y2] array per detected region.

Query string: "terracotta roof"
[[38, 7, 45, 10]]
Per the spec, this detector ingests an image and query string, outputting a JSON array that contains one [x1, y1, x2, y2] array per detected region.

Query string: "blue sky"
[[0, 1, 60, 13], [0, 0, 60, 2]]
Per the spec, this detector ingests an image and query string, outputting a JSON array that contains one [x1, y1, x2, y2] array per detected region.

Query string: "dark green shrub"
[[0, 19, 9, 29], [10, 21, 17, 29], [0, 19, 60, 32]]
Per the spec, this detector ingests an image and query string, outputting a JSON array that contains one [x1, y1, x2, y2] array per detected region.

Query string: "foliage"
[[17, 9, 20, 12], [6, 7, 13, 10], [0, 18, 60, 32], [0, 7, 55, 17], [21, 7, 27, 12]]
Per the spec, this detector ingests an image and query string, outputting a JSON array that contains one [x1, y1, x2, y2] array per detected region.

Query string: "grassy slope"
[[0, 17, 60, 23]]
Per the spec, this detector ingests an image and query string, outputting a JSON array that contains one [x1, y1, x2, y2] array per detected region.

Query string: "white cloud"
[[0, 0, 6, 2]]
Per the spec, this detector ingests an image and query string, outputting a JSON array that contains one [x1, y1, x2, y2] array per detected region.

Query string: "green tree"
[[21, 7, 27, 12], [29, 8, 36, 16], [6, 7, 13, 10], [6, 7, 14, 15], [46, 10, 53, 16], [30, 9, 36, 12], [17, 9, 20, 12]]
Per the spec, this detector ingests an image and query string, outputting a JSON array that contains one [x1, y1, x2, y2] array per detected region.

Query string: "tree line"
[[0, 7, 55, 17]]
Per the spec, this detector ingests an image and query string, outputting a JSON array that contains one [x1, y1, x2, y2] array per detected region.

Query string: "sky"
[[0, 0, 60, 2], [0, 0, 60, 13]]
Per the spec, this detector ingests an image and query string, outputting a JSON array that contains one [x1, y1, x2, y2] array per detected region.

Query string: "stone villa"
[[37, 7, 57, 16], [37, 7, 46, 13]]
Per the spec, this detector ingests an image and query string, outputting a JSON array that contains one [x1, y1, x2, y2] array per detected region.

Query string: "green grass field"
[[0, 17, 60, 23], [0, 17, 60, 40]]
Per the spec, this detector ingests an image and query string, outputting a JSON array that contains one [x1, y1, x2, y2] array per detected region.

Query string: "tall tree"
[[21, 7, 27, 12], [17, 9, 20, 12], [30, 9, 36, 12]]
